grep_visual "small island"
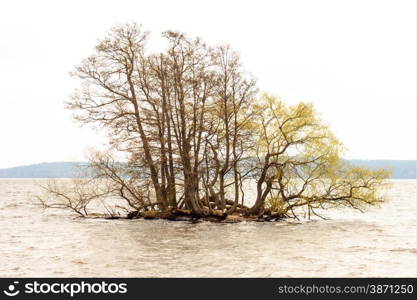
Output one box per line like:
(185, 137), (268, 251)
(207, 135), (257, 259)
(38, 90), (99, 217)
(39, 23), (389, 222)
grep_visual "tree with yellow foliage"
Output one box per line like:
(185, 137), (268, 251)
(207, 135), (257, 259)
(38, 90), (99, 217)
(249, 94), (390, 219)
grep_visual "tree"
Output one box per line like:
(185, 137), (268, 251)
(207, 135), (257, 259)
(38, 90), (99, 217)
(249, 94), (390, 218)
(40, 23), (389, 222)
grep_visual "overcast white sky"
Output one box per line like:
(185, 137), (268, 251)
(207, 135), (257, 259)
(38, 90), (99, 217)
(0, 0), (415, 168)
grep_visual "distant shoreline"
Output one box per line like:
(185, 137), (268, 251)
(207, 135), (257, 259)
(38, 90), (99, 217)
(0, 159), (417, 179)
(0, 160), (415, 179)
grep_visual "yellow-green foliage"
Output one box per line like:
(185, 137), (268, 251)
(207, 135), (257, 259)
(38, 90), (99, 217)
(266, 197), (287, 214)
(255, 93), (390, 215)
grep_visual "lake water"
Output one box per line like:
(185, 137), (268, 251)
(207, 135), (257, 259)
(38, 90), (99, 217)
(0, 179), (415, 277)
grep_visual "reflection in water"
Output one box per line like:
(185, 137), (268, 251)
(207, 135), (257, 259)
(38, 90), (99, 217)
(0, 179), (415, 277)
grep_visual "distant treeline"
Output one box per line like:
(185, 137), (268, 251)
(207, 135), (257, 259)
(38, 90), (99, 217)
(347, 160), (416, 179)
(0, 162), (88, 178)
(0, 160), (415, 179)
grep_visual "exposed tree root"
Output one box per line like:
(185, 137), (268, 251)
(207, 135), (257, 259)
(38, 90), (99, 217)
(123, 208), (284, 223)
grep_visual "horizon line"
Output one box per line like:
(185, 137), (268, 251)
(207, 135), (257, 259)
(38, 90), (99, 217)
(1, 158), (416, 170)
